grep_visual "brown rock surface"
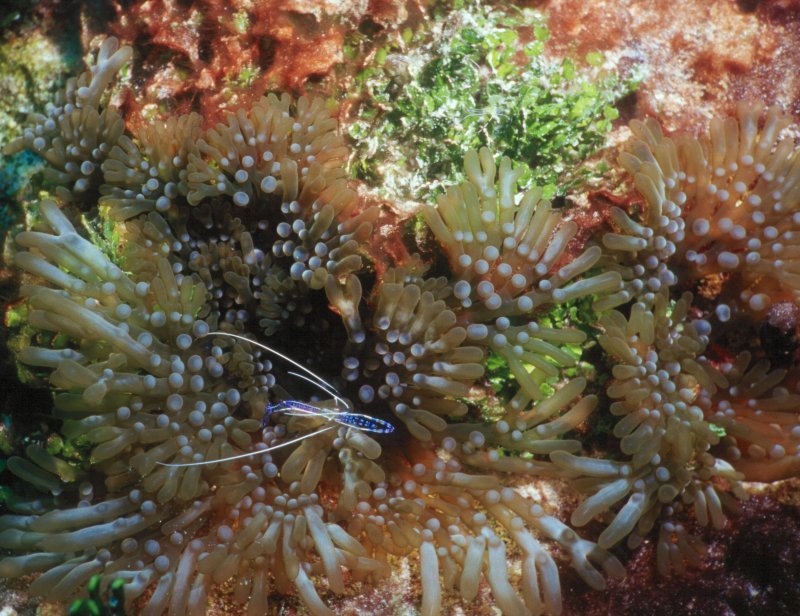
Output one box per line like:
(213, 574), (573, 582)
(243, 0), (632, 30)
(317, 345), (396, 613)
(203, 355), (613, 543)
(542, 0), (800, 131)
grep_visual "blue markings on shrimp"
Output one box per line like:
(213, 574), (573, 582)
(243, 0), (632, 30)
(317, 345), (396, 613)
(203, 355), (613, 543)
(332, 412), (394, 434)
(265, 400), (395, 434)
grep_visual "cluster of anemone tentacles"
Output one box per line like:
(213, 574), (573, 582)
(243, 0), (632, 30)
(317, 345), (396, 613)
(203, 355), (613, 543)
(557, 100), (800, 575)
(1, 37), (800, 616)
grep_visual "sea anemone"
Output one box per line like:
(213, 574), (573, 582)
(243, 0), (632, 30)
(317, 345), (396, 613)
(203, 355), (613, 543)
(551, 289), (800, 575)
(600, 101), (800, 319)
(700, 351), (800, 482)
(0, 37), (628, 615)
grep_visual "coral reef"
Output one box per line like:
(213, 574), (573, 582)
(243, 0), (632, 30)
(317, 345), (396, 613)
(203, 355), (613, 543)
(2, 2), (800, 615)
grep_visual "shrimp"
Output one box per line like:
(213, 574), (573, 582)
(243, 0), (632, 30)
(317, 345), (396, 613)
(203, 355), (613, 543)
(266, 400), (395, 433)
(157, 331), (393, 468)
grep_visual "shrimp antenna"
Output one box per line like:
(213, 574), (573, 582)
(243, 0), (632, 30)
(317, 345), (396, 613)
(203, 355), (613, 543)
(286, 370), (351, 410)
(202, 331), (348, 408)
(157, 426), (336, 468)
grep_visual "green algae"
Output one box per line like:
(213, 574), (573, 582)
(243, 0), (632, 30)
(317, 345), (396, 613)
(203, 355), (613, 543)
(346, 1), (640, 204)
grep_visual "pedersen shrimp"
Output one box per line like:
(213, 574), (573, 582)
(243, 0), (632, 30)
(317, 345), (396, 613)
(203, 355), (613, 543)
(158, 331), (394, 468)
